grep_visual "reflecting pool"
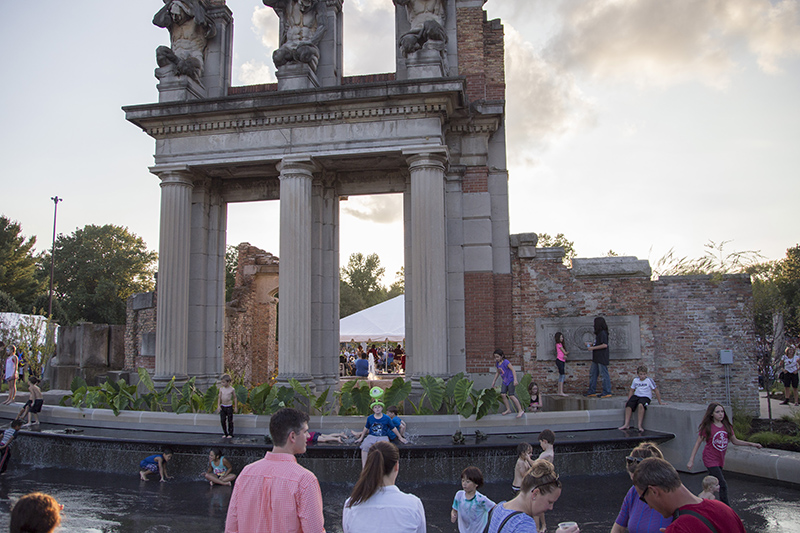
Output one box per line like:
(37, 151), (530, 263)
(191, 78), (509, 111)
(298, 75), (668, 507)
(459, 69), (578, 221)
(0, 466), (798, 532)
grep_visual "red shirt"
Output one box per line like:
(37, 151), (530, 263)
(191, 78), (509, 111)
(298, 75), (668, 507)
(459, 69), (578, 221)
(666, 499), (745, 533)
(701, 424), (729, 468)
(225, 452), (326, 533)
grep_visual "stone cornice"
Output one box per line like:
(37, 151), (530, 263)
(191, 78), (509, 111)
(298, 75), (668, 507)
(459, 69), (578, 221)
(446, 115), (501, 135)
(139, 101), (452, 138)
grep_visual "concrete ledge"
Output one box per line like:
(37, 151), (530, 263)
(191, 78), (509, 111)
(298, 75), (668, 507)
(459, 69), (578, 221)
(726, 445), (800, 485)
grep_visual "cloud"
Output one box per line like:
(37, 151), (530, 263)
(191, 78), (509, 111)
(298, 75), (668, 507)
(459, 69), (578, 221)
(239, 59), (275, 85)
(503, 26), (596, 161)
(543, 0), (800, 87)
(340, 195), (403, 224)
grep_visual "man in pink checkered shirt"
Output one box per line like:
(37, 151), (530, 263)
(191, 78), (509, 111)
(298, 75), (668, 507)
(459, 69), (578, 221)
(225, 408), (326, 533)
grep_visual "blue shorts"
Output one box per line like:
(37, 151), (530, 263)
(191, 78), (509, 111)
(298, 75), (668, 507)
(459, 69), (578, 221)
(501, 382), (516, 396)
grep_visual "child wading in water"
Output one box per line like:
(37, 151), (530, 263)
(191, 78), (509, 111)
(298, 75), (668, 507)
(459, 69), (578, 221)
(534, 429), (556, 532)
(204, 448), (237, 486)
(698, 475), (719, 500)
(687, 402), (761, 505)
(555, 332), (568, 396)
(451, 466), (495, 533)
(512, 442), (534, 493)
(139, 449), (173, 482)
(491, 349), (524, 418)
(217, 374), (237, 439)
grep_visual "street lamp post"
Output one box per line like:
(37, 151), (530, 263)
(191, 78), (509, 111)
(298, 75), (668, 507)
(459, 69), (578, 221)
(48, 196), (62, 318)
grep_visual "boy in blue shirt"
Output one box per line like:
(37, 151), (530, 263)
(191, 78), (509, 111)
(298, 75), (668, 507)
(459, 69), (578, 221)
(386, 405), (406, 441)
(354, 400), (407, 468)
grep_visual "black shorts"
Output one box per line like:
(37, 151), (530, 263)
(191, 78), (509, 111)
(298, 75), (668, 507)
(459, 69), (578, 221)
(783, 372), (799, 389)
(555, 359), (565, 375)
(30, 399), (43, 413)
(625, 395), (651, 411)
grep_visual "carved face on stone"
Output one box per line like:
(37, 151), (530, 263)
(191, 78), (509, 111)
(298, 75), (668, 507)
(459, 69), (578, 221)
(169, 1), (191, 25)
(299, 0), (314, 12)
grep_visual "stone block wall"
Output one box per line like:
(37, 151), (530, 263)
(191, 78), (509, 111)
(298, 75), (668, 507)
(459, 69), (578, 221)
(509, 239), (759, 414)
(223, 243), (279, 386)
(125, 291), (157, 372)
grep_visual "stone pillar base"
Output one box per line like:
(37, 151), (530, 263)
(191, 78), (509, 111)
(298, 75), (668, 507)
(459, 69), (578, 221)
(155, 69), (207, 102)
(276, 63), (320, 91)
(405, 45), (446, 79)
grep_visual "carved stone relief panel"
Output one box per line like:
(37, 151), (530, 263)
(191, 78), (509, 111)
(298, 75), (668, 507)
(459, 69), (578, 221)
(534, 315), (641, 361)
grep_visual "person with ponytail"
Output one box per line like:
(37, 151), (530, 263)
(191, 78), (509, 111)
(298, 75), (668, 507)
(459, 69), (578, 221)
(484, 459), (579, 533)
(342, 441), (425, 533)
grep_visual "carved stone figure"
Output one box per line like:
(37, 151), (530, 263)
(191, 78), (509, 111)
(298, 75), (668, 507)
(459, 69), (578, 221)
(153, 0), (216, 81)
(263, 0), (327, 72)
(393, 0), (447, 56)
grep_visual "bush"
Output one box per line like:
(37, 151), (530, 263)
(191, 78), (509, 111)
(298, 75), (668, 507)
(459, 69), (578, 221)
(0, 291), (21, 313)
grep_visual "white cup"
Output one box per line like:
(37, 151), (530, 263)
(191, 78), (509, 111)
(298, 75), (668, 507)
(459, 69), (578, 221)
(557, 522), (578, 532)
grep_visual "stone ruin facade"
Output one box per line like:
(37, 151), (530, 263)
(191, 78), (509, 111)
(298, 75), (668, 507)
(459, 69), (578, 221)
(121, 1), (760, 413)
(224, 243), (279, 385)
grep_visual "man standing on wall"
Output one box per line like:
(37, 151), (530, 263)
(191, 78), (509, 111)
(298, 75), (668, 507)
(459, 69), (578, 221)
(633, 457), (746, 532)
(225, 407), (326, 533)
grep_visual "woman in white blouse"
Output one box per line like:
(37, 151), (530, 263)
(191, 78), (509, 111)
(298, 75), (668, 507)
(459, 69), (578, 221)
(342, 441), (425, 533)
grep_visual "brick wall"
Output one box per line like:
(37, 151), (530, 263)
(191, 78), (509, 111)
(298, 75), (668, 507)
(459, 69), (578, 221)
(125, 292), (156, 372)
(507, 250), (759, 414)
(456, 6), (505, 104)
(223, 243), (279, 386)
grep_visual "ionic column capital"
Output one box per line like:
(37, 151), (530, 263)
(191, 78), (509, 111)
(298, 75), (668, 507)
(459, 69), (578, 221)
(403, 149), (449, 172)
(277, 158), (318, 179)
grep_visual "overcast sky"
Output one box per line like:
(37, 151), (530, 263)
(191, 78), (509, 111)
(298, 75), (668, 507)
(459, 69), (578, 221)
(2, 0), (798, 287)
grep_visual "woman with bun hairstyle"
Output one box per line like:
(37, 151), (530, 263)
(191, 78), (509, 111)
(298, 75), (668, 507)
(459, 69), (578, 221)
(611, 441), (672, 533)
(484, 459), (579, 533)
(343, 440), (425, 532)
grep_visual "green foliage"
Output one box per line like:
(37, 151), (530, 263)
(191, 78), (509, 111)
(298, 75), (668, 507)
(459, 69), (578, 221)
(537, 233), (576, 266)
(387, 267), (404, 299)
(418, 375), (445, 412)
(731, 401), (753, 439)
(340, 253), (400, 317)
(517, 373), (533, 408)
(40, 224), (157, 325)
(383, 377), (412, 407)
(0, 216), (45, 310)
(0, 291), (21, 313)
(749, 432), (800, 448)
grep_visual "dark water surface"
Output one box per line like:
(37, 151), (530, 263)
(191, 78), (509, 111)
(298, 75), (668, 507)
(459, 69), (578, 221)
(1, 466), (798, 532)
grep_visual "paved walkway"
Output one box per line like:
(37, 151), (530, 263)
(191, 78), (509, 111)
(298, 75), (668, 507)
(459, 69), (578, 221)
(759, 390), (800, 419)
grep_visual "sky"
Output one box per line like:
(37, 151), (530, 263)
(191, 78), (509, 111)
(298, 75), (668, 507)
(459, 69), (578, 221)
(1, 0), (799, 286)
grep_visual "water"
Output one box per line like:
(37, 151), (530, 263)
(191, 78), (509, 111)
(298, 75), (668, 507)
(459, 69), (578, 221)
(1, 466), (798, 532)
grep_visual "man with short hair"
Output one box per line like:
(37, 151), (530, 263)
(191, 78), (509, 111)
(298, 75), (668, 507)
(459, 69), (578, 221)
(633, 457), (745, 533)
(225, 408), (326, 533)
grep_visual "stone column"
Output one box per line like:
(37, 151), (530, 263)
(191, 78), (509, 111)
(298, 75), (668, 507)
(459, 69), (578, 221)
(154, 169), (194, 383)
(406, 151), (449, 378)
(277, 158), (316, 383)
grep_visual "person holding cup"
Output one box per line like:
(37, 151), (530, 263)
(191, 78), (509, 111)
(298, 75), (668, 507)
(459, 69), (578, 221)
(484, 459), (578, 533)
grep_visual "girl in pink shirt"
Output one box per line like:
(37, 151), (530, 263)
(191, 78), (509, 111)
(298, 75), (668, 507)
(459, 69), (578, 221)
(687, 402), (761, 506)
(554, 332), (568, 396)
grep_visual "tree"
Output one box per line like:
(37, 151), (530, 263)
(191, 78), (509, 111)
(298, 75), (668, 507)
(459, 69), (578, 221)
(387, 266), (404, 299)
(537, 233), (576, 266)
(0, 215), (45, 309)
(40, 224), (157, 325)
(340, 253), (389, 317)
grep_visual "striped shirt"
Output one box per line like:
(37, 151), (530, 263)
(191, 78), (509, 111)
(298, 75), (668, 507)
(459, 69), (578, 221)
(225, 452), (325, 533)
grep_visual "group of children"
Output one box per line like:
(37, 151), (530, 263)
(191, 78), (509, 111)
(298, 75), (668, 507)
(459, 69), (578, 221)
(450, 429), (557, 533)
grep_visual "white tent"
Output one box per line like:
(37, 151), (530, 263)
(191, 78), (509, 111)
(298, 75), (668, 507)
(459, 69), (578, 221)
(339, 295), (405, 343)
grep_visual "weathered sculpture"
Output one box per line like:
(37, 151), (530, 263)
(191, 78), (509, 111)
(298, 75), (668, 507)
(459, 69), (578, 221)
(393, 0), (447, 56)
(263, 0), (327, 72)
(153, 0), (216, 81)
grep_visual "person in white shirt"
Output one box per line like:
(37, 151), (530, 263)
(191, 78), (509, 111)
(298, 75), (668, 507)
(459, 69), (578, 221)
(780, 346), (800, 406)
(618, 365), (665, 433)
(342, 441), (425, 533)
